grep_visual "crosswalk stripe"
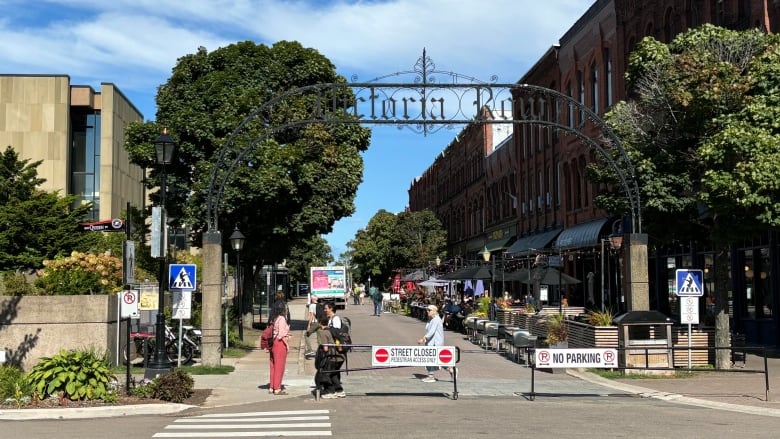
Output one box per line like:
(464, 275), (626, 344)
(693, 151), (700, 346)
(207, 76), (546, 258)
(153, 409), (333, 438)
(175, 416), (329, 423)
(153, 432), (331, 437)
(194, 410), (329, 418)
(164, 423), (332, 429)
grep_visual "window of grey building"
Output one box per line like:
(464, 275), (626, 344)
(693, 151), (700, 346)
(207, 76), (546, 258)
(70, 111), (101, 220)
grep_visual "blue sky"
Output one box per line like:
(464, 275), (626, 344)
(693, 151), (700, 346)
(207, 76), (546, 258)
(0, 0), (592, 257)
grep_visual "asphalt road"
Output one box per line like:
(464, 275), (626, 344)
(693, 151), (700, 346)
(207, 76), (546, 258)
(8, 393), (780, 439)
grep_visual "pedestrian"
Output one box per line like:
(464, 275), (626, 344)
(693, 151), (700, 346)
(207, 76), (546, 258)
(272, 290), (290, 323)
(314, 314), (346, 399)
(359, 288), (365, 305)
(417, 304), (455, 382)
(371, 286), (382, 316)
(324, 301), (342, 329)
(352, 286), (360, 305)
(268, 300), (292, 395)
(304, 296), (320, 358)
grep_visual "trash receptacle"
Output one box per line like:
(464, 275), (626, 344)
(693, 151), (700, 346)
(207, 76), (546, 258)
(614, 311), (673, 375)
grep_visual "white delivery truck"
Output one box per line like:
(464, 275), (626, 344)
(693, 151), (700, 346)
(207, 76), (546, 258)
(309, 266), (347, 309)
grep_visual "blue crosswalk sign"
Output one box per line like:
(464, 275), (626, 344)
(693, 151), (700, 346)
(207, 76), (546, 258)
(675, 269), (703, 297)
(169, 264), (197, 291)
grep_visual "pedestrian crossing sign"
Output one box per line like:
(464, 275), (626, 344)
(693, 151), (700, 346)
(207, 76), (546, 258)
(169, 264), (197, 291)
(675, 269), (704, 297)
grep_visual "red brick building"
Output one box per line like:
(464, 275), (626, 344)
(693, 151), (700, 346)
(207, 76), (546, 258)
(408, 0), (780, 343)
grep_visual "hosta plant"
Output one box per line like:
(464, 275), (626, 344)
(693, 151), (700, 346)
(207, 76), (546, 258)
(26, 348), (116, 401)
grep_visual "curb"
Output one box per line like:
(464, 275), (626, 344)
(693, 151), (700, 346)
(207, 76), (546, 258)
(0, 403), (193, 421)
(568, 368), (780, 418)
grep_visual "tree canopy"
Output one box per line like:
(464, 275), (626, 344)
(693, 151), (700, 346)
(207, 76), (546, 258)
(124, 40), (371, 267)
(602, 25), (780, 244)
(0, 147), (94, 271)
(602, 24), (780, 367)
(349, 209), (446, 287)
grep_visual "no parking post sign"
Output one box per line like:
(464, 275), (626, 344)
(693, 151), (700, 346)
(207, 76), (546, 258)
(119, 289), (140, 319)
(372, 345), (459, 367)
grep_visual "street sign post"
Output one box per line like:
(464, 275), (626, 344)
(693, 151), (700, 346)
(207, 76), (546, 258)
(119, 289), (140, 319)
(675, 268), (704, 368)
(169, 264), (197, 291)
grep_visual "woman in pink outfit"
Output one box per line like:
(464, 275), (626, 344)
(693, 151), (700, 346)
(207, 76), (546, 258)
(269, 300), (291, 395)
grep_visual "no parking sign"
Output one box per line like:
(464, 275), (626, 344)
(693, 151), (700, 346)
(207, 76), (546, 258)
(119, 289), (140, 319)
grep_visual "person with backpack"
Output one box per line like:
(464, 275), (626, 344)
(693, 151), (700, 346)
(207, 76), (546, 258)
(314, 314), (346, 399)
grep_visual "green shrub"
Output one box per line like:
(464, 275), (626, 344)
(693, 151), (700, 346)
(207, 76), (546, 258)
(0, 364), (31, 399)
(587, 309), (615, 326)
(1, 271), (40, 296)
(152, 369), (193, 403)
(130, 379), (156, 398)
(25, 348), (116, 401)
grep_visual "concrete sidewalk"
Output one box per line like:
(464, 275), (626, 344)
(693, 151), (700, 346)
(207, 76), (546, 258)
(3, 297), (780, 420)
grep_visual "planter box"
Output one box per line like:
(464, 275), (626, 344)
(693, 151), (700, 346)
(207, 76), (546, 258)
(567, 320), (618, 348)
(672, 326), (714, 367)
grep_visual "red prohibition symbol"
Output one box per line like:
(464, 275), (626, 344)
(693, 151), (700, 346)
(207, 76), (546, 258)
(438, 348), (453, 364)
(123, 291), (136, 305)
(374, 348), (389, 363)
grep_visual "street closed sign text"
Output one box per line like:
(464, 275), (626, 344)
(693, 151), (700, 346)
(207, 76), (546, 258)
(371, 345), (458, 367)
(535, 348), (618, 368)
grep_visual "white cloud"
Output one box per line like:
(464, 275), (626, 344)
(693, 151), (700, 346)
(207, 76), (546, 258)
(0, 0), (591, 94)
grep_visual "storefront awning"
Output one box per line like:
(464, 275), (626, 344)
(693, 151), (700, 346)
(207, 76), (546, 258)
(555, 217), (610, 249)
(505, 229), (562, 255)
(484, 236), (514, 253)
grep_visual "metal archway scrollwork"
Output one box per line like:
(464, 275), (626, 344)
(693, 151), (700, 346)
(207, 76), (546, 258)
(206, 53), (641, 235)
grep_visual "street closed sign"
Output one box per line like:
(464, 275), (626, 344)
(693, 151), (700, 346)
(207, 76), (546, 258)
(371, 345), (459, 367)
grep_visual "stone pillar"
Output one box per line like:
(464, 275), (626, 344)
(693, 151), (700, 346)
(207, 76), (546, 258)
(623, 233), (649, 311)
(201, 230), (223, 367)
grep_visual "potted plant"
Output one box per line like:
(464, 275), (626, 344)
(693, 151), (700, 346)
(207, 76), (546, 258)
(544, 313), (568, 348)
(587, 309), (614, 327)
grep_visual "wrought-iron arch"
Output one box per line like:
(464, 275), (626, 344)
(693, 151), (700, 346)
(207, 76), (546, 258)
(205, 52), (642, 235)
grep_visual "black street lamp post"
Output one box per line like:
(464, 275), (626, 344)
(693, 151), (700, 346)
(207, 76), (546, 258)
(146, 127), (175, 379)
(229, 226), (246, 341)
(480, 245), (494, 296)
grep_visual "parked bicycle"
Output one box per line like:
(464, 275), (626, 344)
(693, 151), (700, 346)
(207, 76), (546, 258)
(123, 325), (201, 365)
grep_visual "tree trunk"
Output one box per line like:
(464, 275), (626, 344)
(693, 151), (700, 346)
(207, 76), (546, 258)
(713, 247), (732, 369)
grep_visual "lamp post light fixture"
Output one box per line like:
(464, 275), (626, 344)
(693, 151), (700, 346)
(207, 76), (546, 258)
(229, 226), (246, 341)
(608, 222), (624, 313)
(480, 245), (495, 298)
(146, 127), (176, 379)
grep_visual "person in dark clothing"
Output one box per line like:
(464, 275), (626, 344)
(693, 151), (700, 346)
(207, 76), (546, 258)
(314, 314), (346, 399)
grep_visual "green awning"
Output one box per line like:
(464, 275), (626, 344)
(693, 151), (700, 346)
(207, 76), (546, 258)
(505, 229), (562, 255)
(484, 236), (514, 253)
(555, 218), (610, 249)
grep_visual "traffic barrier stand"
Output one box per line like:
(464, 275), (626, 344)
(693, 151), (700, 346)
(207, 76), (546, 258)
(313, 344), (461, 400)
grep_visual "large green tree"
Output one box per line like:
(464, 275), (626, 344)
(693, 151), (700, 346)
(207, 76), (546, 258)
(602, 25), (780, 367)
(0, 147), (94, 271)
(390, 210), (447, 270)
(349, 210), (397, 287)
(285, 235), (333, 287)
(349, 209), (447, 288)
(124, 41), (371, 273)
